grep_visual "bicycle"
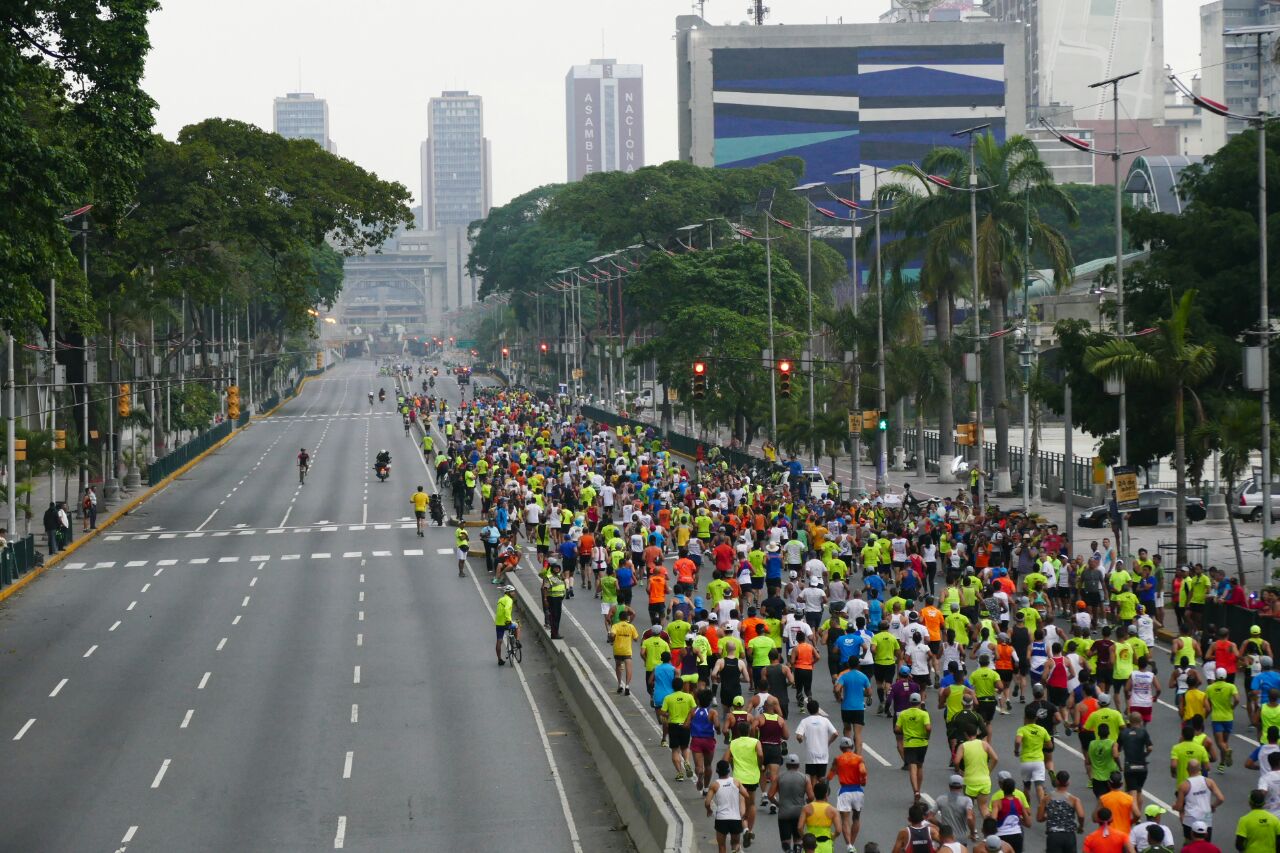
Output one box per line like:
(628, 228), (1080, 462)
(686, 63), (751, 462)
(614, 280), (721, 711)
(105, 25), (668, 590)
(504, 622), (522, 664)
(299, 464), (308, 485)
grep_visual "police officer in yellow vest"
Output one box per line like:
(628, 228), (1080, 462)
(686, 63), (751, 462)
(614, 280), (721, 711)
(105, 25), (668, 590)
(543, 560), (567, 640)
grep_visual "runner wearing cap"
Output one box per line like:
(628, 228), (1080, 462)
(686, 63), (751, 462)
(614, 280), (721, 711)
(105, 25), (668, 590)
(895, 692), (932, 801)
(770, 753), (812, 853)
(1205, 666), (1240, 773)
(932, 774), (977, 844)
(1129, 803), (1175, 851)
(1014, 704), (1052, 808)
(827, 737), (866, 853)
(1181, 819), (1216, 853)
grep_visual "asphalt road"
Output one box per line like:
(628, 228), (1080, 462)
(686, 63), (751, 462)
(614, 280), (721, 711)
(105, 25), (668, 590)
(0, 360), (631, 853)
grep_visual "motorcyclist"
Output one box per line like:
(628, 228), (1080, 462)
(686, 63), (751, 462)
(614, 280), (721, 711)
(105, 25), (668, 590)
(374, 449), (391, 480)
(367, 391), (374, 406)
(378, 388), (386, 402)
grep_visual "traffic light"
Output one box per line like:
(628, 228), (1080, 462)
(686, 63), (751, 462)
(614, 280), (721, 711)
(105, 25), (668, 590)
(692, 361), (707, 399)
(877, 411), (889, 432)
(14, 438), (26, 461)
(501, 347), (509, 358)
(955, 423), (977, 446)
(117, 383), (130, 418)
(315, 352), (323, 369)
(227, 385), (240, 420)
(778, 360), (792, 398)
(539, 342), (549, 354)
(54, 429), (66, 450)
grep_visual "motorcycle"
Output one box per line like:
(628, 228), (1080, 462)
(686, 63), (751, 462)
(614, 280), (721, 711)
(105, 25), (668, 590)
(378, 390), (386, 403)
(374, 462), (391, 482)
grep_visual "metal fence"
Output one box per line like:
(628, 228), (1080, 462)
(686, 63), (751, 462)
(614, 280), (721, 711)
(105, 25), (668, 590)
(0, 535), (39, 588)
(578, 406), (769, 473)
(146, 420), (233, 485)
(1202, 601), (1280, 649)
(901, 428), (1092, 495)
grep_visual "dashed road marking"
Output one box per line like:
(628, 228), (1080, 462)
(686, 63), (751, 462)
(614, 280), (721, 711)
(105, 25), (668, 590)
(13, 718), (35, 740)
(49, 678), (67, 698)
(197, 672), (211, 689)
(150, 759), (171, 789)
(180, 710), (193, 729)
(84, 645), (98, 658)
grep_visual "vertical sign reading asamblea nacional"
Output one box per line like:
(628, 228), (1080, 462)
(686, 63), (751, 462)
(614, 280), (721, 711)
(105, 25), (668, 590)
(573, 77), (601, 178)
(616, 75), (644, 173)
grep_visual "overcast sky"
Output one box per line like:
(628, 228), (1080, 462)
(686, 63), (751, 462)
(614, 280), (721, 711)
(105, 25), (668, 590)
(143, 0), (1206, 211)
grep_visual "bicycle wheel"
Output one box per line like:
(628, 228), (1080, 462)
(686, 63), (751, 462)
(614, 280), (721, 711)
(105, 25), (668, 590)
(510, 633), (522, 664)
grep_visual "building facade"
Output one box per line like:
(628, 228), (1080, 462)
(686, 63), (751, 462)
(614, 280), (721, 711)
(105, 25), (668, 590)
(984, 0), (1164, 124)
(272, 92), (335, 153)
(676, 15), (1026, 195)
(1199, 0), (1277, 154)
(565, 59), (645, 181)
(420, 91), (492, 230)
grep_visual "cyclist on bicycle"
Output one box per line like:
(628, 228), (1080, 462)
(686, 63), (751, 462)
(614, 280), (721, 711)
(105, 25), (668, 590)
(297, 448), (310, 482)
(411, 486), (429, 537)
(495, 585), (519, 665)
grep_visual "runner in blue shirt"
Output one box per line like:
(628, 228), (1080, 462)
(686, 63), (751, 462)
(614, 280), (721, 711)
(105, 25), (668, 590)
(834, 665), (872, 752)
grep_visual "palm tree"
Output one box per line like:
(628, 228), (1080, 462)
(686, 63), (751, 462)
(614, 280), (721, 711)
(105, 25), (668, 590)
(884, 134), (1076, 493)
(1193, 398), (1278, 582)
(889, 343), (945, 478)
(1087, 290), (1216, 565)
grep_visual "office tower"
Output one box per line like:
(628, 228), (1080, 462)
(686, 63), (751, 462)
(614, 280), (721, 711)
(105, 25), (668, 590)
(565, 59), (646, 181)
(272, 92), (335, 153)
(420, 91), (492, 230)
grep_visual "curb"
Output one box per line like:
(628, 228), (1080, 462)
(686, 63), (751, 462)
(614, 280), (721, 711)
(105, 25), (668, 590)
(0, 371), (331, 605)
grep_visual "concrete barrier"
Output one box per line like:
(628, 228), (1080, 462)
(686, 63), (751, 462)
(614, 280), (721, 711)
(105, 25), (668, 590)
(509, 576), (696, 853)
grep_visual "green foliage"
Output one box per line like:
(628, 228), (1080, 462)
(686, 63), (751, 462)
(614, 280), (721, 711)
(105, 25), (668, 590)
(0, 0), (159, 334)
(1038, 183), (1130, 266)
(170, 383), (218, 434)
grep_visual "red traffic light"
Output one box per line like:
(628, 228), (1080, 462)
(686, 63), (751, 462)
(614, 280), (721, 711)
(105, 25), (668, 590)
(539, 342), (549, 353)
(501, 347), (509, 357)
(693, 361), (706, 375)
(778, 360), (792, 374)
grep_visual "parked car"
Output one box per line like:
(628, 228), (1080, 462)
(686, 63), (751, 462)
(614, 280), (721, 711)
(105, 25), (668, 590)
(783, 468), (830, 501)
(1230, 477), (1280, 522)
(1077, 489), (1206, 528)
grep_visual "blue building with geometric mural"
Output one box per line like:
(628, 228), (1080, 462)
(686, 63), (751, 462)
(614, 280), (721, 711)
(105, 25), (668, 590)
(677, 14), (1026, 210)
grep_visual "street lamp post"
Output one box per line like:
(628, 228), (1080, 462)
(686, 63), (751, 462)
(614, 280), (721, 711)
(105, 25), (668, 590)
(833, 167), (864, 491)
(792, 182), (825, 466)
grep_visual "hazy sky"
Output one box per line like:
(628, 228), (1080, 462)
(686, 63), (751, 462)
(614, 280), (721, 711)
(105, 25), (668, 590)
(143, 0), (1207, 211)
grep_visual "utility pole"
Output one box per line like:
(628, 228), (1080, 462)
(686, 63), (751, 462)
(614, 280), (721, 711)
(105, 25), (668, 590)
(6, 329), (16, 537)
(874, 169), (889, 494)
(749, 0), (769, 25)
(48, 278), (57, 507)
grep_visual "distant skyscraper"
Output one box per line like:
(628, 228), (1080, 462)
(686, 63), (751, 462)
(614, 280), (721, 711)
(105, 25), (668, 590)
(565, 59), (645, 181)
(420, 91), (492, 230)
(273, 92), (335, 153)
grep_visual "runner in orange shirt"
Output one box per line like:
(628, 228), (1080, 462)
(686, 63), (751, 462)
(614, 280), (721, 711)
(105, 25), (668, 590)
(826, 737), (868, 852)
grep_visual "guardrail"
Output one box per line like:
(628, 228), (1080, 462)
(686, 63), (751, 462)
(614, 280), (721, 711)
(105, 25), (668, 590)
(579, 405), (767, 473)
(1198, 601), (1280, 648)
(900, 428), (1094, 495)
(146, 420), (233, 485)
(0, 536), (40, 589)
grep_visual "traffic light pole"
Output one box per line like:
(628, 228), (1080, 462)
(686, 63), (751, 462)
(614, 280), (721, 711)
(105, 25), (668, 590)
(874, 172), (888, 494)
(765, 215), (777, 440)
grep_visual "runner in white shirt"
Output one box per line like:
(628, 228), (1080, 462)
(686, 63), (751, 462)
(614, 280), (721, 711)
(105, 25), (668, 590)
(804, 556), (826, 585)
(845, 596), (869, 627)
(1134, 608), (1156, 647)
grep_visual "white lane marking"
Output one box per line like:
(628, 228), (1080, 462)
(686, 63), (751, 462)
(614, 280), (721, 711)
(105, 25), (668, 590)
(241, 596), (250, 607)
(371, 550), (390, 557)
(104, 535), (122, 542)
(321, 526), (338, 532)
(159, 533), (176, 539)
(13, 718), (35, 740)
(49, 678), (67, 698)
(190, 558), (209, 565)
(862, 744), (892, 767)
(250, 555), (269, 562)
(197, 672), (211, 689)
(158, 559), (177, 566)
(180, 710), (194, 729)
(343, 751), (354, 779)
(358, 611), (364, 622)
(218, 556), (238, 563)
(333, 816), (347, 849)
(461, 567), (584, 852)
(127, 601), (137, 611)
(84, 645), (98, 658)
(232, 615), (242, 625)
(359, 574), (365, 583)
(153, 568), (164, 577)
(109, 621), (121, 632)
(140, 583), (150, 593)
(278, 507), (293, 527)
(121, 826), (138, 844)
(312, 553), (331, 559)
(374, 524), (390, 530)
(356, 633), (363, 647)
(267, 529), (284, 535)
(150, 759), (171, 789)
(184, 532), (204, 538)
(126, 560), (147, 568)
(403, 549), (423, 556)
(195, 509), (218, 531)
(281, 554), (299, 561)
(249, 576), (258, 587)
(350, 525), (366, 532)
(351, 704), (359, 723)
(435, 548), (452, 555)
(358, 591), (365, 602)
(343, 551), (362, 559)
(216, 638), (227, 651)
(63, 562), (85, 570)
(353, 665), (361, 684)
(94, 561), (116, 569)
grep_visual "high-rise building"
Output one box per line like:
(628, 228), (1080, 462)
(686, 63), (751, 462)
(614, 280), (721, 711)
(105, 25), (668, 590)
(273, 92), (336, 153)
(984, 0), (1164, 124)
(420, 91), (492, 230)
(1199, 0), (1277, 154)
(676, 15), (1025, 190)
(565, 58), (646, 181)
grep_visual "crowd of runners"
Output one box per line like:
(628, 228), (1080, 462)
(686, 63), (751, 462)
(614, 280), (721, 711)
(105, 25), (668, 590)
(395, 371), (1280, 853)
